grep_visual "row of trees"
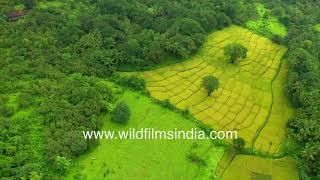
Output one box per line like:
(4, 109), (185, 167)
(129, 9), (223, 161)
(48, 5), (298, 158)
(263, 0), (320, 178)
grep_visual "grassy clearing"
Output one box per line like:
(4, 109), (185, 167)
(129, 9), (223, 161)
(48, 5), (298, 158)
(246, 3), (287, 38)
(134, 26), (288, 149)
(67, 90), (224, 180)
(221, 155), (299, 180)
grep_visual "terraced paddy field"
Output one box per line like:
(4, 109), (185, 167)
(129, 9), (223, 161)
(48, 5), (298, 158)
(253, 62), (294, 153)
(134, 26), (289, 151)
(221, 155), (299, 180)
(67, 90), (224, 179)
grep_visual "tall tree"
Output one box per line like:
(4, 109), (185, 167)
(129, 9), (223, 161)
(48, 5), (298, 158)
(224, 43), (248, 63)
(202, 75), (219, 96)
(112, 101), (131, 124)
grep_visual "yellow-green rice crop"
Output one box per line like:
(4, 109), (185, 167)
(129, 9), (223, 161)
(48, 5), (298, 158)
(133, 26), (289, 151)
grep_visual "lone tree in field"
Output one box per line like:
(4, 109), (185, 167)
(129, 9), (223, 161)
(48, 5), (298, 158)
(112, 101), (131, 124)
(202, 75), (219, 96)
(224, 43), (248, 63)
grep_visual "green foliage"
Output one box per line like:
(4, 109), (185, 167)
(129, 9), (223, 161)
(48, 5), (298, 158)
(55, 156), (71, 175)
(0, 116), (45, 178)
(187, 152), (207, 166)
(275, 0), (320, 178)
(313, 24), (320, 33)
(202, 75), (219, 96)
(24, 0), (36, 9)
(17, 93), (33, 109)
(1, 0), (319, 178)
(37, 74), (112, 161)
(181, 108), (190, 117)
(0, 105), (15, 117)
(224, 43), (248, 63)
(29, 171), (43, 180)
(0, 0), (267, 177)
(246, 3), (287, 39)
(158, 99), (176, 110)
(118, 76), (146, 91)
(112, 101), (131, 124)
(233, 138), (246, 152)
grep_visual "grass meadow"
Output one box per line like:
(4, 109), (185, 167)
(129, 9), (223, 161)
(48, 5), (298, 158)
(67, 90), (224, 179)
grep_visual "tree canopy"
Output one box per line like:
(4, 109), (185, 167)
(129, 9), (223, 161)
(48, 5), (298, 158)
(224, 43), (248, 63)
(112, 101), (131, 124)
(202, 76), (219, 96)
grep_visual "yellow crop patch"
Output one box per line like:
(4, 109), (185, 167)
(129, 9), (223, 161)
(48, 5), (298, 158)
(221, 155), (299, 180)
(130, 25), (290, 152)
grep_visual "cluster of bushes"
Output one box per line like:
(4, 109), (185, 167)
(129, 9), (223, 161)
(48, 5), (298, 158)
(0, 93), (45, 178)
(0, 116), (45, 178)
(117, 75), (146, 91)
(36, 74), (113, 166)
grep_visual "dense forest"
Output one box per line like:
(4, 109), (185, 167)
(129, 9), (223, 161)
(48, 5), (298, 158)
(0, 0), (319, 179)
(277, 1), (320, 178)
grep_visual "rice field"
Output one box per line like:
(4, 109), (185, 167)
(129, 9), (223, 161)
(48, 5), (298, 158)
(134, 26), (288, 149)
(253, 62), (294, 153)
(221, 155), (299, 180)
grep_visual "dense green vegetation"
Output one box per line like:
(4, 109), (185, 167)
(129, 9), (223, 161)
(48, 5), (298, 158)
(0, 0), (320, 179)
(264, 1), (320, 178)
(0, 0), (248, 178)
(246, 3), (287, 39)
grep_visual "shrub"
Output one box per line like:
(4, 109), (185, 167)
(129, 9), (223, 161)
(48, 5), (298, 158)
(17, 93), (33, 109)
(233, 138), (246, 152)
(187, 152), (207, 166)
(0, 95), (8, 104)
(112, 101), (131, 124)
(182, 108), (190, 117)
(119, 76), (146, 91)
(160, 99), (176, 110)
(55, 156), (71, 175)
(0, 106), (15, 117)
